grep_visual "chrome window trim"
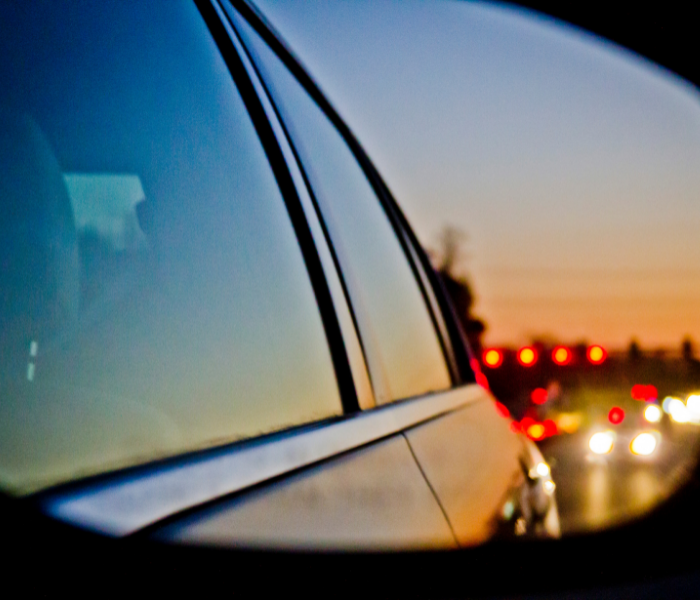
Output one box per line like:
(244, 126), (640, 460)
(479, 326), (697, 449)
(229, 0), (464, 389)
(402, 233), (460, 380)
(223, 0), (375, 410)
(42, 384), (486, 536)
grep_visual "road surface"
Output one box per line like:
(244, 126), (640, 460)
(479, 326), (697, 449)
(538, 422), (700, 535)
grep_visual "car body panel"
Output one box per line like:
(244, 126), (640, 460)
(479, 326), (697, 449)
(155, 435), (457, 549)
(42, 384), (483, 536)
(405, 394), (526, 545)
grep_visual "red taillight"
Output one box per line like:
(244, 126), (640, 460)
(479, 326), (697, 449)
(482, 348), (504, 368)
(470, 358), (490, 390)
(531, 388), (548, 405)
(517, 346), (538, 367)
(608, 406), (625, 424)
(543, 419), (558, 437)
(631, 384), (658, 401)
(587, 345), (607, 364)
(494, 401), (510, 418)
(526, 422), (546, 441)
(552, 345), (572, 365)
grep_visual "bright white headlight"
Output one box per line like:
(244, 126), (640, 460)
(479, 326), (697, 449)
(644, 404), (662, 423)
(687, 395), (700, 420)
(662, 396), (678, 414)
(669, 398), (690, 423)
(589, 431), (614, 454)
(630, 432), (658, 456)
(529, 462), (551, 479)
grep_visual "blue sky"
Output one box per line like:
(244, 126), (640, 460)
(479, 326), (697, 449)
(254, 0), (700, 350)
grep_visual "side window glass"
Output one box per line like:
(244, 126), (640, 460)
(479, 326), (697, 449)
(231, 10), (452, 404)
(0, 0), (342, 494)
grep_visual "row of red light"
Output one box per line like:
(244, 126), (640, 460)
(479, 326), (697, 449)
(492, 400), (557, 441)
(482, 344), (607, 368)
(511, 416), (558, 441)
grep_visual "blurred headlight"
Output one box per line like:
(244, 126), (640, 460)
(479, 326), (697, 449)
(644, 404), (662, 423)
(668, 398), (690, 423)
(555, 412), (581, 434)
(529, 462), (550, 479)
(687, 394), (700, 420)
(589, 431), (614, 454)
(662, 396), (680, 414)
(630, 432), (658, 455)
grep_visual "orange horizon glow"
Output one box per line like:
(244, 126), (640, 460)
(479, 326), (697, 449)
(255, 0), (700, 357)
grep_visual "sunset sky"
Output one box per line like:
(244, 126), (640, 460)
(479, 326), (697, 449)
(255, 0), (700, 351)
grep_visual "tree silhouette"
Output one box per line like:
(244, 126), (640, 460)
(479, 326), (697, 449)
(431, 226), (485, 358)
(628, 338), (642, 362)
(682, 336), (695, 362)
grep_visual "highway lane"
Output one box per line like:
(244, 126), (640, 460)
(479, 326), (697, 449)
(538, 422), (700, 535)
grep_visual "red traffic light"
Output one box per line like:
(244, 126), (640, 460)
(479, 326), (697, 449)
(517, 346), (538, 367)
(608, 406), (625, 424)
(482, 348), (504, 368)
(552, 346), (572, 365)
(587, 345), (607, 365)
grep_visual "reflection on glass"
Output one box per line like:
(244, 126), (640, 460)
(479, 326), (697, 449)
(0, 1), (342, 493)
(231, 10), (451, 403)
(253, 0), (700, 540)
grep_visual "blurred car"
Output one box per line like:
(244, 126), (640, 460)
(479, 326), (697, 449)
(0, 0), (558, 558)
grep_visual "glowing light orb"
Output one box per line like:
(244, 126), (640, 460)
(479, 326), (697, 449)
(644, 405), (662, 423)
(483, 349), (504, 368)
(630, 432), (657, 455)
(531, 388), (548, 405)
(527, 423), (546, 440)
(662, 396), (679, 414)
(529, 462), (550, 479)
(518, 347), (538, 367)
(589, 431), (614, 454)
(686, 394), (700, 419)
(587, 345), (607, 365)
(552, 346), (572, 365)
(632, 384), (658, 401)
(608, 406), (625, 425)
(669, 398), (690, 423)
